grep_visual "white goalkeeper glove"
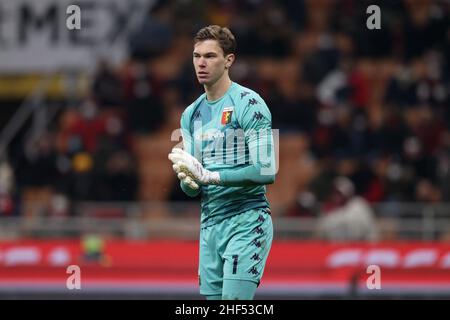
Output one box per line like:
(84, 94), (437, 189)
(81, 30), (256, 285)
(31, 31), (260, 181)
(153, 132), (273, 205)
(168, 148), (221, 187)
(167, 148), (199, 190)
(176, 171), (199, 190)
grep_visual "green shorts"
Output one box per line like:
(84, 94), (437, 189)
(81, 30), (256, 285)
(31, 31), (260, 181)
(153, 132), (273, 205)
(198, 208), (273, 296)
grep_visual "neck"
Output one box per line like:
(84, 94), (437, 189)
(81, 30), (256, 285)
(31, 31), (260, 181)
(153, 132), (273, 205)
(204, 74), (232, 101)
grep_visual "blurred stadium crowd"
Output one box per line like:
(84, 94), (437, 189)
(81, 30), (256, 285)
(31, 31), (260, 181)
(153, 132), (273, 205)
(0, 0), (449, 239)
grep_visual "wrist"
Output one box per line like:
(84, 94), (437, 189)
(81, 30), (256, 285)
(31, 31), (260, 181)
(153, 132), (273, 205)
(203, 170), (221, 185)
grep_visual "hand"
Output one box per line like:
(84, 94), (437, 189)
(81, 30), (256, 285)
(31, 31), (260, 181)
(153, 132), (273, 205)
(168, 148), (199, 190)
(168, 148), (220, 186)
(176, 170), (199, 190)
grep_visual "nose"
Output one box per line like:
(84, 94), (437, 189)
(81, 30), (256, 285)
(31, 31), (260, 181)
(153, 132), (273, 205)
(197, 57), (206, 68)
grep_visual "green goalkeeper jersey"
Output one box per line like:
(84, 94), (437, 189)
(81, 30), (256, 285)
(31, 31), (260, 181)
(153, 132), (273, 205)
(179, 82), (276, 227)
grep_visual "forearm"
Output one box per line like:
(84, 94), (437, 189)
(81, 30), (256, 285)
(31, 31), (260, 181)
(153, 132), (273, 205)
(180, 180), (201, 197)
(219, 164), (275, 187)
(217, 127), (276, 187)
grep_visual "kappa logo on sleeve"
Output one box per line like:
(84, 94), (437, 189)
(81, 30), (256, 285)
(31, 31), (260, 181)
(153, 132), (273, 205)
(221, 106), (234, 125)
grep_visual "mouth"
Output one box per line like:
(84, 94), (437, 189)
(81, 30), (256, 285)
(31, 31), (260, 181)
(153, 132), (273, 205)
(197, 72), (208, 79)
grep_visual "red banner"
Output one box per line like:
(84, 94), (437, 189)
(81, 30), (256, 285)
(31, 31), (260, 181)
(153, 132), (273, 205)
(0, 240), (449, 295)
(1, 240), (450, 269)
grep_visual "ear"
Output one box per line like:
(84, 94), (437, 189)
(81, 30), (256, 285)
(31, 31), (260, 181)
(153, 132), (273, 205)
(225, 54), (235, 69)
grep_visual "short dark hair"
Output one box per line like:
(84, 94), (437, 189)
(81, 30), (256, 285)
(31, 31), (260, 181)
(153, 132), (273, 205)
(194, 25), (236, 56)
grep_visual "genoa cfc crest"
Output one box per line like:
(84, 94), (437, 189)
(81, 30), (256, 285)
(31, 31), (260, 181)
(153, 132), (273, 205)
(221, 106), (234, 125)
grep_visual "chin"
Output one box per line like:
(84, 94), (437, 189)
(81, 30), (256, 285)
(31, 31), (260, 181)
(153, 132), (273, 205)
(198, 78), (211, 85)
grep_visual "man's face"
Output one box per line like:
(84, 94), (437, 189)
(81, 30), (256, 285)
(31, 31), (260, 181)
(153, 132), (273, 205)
(193, 40), (232, 86)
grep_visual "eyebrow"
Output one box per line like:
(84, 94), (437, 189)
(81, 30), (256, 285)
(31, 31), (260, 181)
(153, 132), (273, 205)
(193, 51), (218, 56)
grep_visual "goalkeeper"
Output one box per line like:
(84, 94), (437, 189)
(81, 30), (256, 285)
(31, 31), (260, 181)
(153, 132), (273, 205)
(168, 25), (276, 300)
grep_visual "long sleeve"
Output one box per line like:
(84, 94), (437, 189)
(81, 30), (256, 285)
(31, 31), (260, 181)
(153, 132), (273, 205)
(218, 93), (276, 187)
